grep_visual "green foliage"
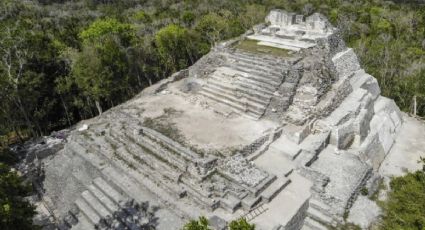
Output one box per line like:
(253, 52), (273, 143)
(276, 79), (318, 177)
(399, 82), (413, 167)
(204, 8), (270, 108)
(133, 11), (152, 23)
(379, 170), (425, 230)
(0, 163), (37, 229)
(72, 45), (112, 104)
(79, 18), (135, 46)
(183, 216), (211, 230)
(195, 12), (228, 46)
(229, 218), (255, 230)
(182, 11), (196, 26)
(183, 217), (256, 230)
(155, 25), (191, 71)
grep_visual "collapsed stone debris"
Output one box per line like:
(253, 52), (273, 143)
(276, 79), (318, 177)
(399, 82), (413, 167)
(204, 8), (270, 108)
(29, 10), (404, 230)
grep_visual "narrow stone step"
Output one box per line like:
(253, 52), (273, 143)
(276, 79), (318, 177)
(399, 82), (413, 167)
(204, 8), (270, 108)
(261, 177), (291, 202)
(87, 184), (119, 213)
(81, 190), (112, 218)
(93, 177), (126, 205)
(303, 217), (328, 230)
(307, 207), (333, 224)
(75, 198), (101, 225)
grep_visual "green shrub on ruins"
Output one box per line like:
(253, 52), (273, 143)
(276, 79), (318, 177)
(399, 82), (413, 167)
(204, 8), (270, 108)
(0, 163), (37, 229)
(379, 163), (425, 230)
(183, 217), (255, 230)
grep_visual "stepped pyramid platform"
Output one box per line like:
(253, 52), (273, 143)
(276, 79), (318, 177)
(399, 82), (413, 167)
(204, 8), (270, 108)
(34, 10), (408, 230)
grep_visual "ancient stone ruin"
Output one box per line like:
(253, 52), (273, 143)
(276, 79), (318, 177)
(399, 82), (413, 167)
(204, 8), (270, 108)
(31, 10), (404, 230)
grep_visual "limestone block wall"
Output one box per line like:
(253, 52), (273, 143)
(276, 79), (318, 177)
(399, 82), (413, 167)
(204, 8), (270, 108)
(332, 48), (361, 79)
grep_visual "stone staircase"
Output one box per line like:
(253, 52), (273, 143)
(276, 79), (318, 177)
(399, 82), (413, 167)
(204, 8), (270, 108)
(301, 198), (336, 230)
(72, 177), (129, 229)
(57, 120), (300, 225)
(199, 51), (288, 119)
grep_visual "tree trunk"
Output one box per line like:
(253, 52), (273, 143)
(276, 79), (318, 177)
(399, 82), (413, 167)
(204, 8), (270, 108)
(60, 94), (72, 126)
(413, 95), (417, 116)
(95, 100), (103, 116)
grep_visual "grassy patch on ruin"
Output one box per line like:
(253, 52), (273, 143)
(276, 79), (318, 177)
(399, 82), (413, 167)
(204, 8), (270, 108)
(234, 39), (291, 57)
(378, 170), (425, 230)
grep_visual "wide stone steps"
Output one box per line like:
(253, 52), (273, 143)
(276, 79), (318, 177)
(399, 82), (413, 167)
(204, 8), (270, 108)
(81, 190), (112, 218)
(233, 75), (279, 94)
(106, 131), (219, 210)
(207, 77), (272, 102)
(71, 214), (92, 230)
(227, 52), (284, 70)
(202, 84), (268, 111)
(260, 177), (291, 202)
(309, 198), (332, 216)
(74, 136), (184, 204)
(105, 134), (183, 182)
(66, 140), (190, 228)
(75, 198), (101, 225)
(93, 177), (127, 205)
(215, 67), (281, 91)
(199, 89), (264, 119)
(307, 207), (334, 225)
(302, 217), (328, 230)
(141, 126), (200, 162)
(228, 61), (283, 80)
(235, 79), (276, 98)
(228, 65), (283, 87)
(227, 51), (287, 66)
(87, 184), (119, 213)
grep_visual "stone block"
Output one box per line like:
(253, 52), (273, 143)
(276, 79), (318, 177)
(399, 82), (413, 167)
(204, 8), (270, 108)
(261, 177), (291, 202)
(332, 48), (361, 79)
(241, 195), (261, 210)
(220, 194), (241, 213)
(330, 119), (355, 149)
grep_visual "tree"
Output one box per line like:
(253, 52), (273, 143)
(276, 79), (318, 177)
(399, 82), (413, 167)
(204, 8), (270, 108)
(229, 218), (255, 230)
(183, 216), (211, 230)
(0, 163), (37, 229)
(155, 24), (206, 72)
(0, 23), (35, 136)
(240, 4), (267, 30)
(79, 18), (135, 47)
(195, 13), (228, 47)
(71, 45), (112, 115)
